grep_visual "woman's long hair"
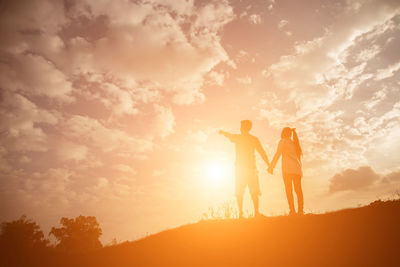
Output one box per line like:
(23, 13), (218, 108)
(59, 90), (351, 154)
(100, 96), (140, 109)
(292, 129), (302, 160)
(281, 127), (303, 160)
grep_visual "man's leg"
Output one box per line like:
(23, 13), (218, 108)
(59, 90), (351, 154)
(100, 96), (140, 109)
(293, 175), (304, 214)
(249, 171), (261, 217)
(236, 193), (244, 218)
(283, 173), (295, 214)
(251, 193), (259, 216)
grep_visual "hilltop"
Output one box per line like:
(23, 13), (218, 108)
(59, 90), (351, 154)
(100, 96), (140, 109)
(5, 199), (400, 267)
(57, 199), (400, 267)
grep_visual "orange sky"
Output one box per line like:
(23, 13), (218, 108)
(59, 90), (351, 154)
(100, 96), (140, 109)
(1, 0), (400, 243)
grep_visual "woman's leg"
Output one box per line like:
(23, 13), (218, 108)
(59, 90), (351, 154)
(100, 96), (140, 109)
(283, 173), (295, 214)
(250, 193), (259, 216)
(293, 175), (304, 214)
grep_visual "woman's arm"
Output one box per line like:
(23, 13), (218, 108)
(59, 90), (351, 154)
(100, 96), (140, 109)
(269, 140), (282, 173)
(255, 139), (270, 167)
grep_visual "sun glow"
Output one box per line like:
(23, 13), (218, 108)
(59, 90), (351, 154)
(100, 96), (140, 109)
(204, 160), (230, 187)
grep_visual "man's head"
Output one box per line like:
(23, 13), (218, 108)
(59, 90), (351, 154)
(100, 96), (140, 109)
(240, 120), (252, 134)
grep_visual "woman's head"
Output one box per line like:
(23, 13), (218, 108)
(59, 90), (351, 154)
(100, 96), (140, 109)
(281, 127), (303, 160)
(281, 127), (292, 139)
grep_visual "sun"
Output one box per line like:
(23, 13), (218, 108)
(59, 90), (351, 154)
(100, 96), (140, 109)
(204, 160), (230, 187)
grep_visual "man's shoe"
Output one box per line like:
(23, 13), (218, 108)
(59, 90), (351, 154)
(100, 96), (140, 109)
(289, 210), (296, 216)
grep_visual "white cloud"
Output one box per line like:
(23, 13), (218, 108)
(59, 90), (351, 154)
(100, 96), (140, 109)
(363, 88), (387, 110)
(151, 105), (175, 139)
(0, 0), (67, 52)
(249, 14), (261, 24)
(0, 146), (12, 172)
(55, 140), (89, 162)
(278, 20), (288, 29)
(0, 92), (58, 152)
(100, 83), (139, 116)
(355, 44), (381, 62)
(268, 1), (400, 120)
(207, 71), (225, 86)
(186, 130), (208, 143)
(113, 164), (136, 174)
(0, 54), (74, 102)
(63, 115), (153, 154)
(66, 0), (234, 105)
(236, 76), (252, 85)
(375, 61), (400, 80)
(19, 156), (32, 164)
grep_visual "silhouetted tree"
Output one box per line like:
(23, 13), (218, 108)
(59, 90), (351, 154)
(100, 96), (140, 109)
(0, 215), (49, 266)
(50, 215), (102, 252)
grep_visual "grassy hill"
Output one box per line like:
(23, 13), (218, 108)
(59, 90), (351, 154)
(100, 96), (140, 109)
(7, 199), (400, 267)
(54, 199), (400, 267)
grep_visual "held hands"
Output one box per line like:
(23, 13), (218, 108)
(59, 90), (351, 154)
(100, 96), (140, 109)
(266, 162), (274, 174)
(267, 165), (274, 175)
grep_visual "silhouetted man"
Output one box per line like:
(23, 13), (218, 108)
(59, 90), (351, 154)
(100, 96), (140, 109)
(219, 120), (270, 218)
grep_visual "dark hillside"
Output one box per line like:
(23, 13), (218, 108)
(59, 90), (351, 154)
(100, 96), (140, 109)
(74, 199), (400, 266)
(4, 199), (400, 267)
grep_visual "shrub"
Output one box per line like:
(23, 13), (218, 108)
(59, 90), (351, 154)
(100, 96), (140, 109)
(50, 215), (102, 253)
(0, 215), (49, 266)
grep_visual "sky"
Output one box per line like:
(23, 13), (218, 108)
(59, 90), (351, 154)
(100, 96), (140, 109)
(1, 0), (400, 243)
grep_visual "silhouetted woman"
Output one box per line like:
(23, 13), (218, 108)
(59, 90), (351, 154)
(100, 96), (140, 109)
(268, 128), (303, 215)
